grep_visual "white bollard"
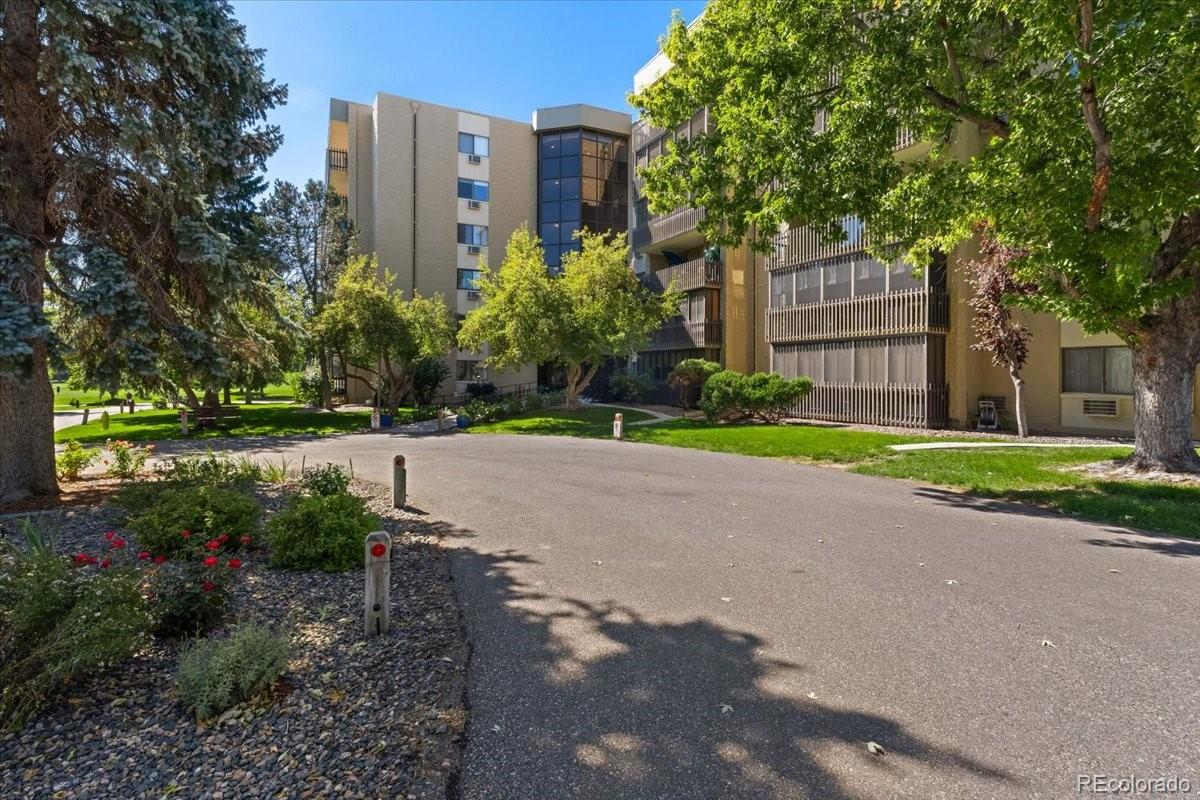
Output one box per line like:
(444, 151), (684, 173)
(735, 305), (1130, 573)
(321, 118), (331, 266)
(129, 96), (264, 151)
(613, 412), (624, 440)
(370, 408), (380, 430)
(364, 531), (391, 637)
(179, 409), (189, 435)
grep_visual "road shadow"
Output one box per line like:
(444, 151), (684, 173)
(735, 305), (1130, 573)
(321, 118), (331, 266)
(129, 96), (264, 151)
(1082, 536), (1200, 559)
(449, 545), (1018, 799)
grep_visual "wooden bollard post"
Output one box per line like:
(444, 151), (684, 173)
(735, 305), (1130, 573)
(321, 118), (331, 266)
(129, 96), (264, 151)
(392, 454), (406, 509)
(612, 412), (624, 440)
(436, 406), (444, 432)
(179, 409), (189, 435)
(82, 408), (90, 425)
(364, 531), (391, 637)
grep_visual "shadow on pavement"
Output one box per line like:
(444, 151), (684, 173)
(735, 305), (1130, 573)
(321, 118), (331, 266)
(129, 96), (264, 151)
(1082, 536), (1200, 559)
(447, 540), (1018, 799)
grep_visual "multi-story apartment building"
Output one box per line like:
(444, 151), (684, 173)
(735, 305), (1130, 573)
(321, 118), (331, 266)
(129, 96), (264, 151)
(325, 94), (630, 402)
(626, 39), (1200, 437)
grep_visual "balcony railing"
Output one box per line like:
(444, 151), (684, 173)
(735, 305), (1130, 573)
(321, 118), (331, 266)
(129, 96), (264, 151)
(632, 206), (707, 251)
(766, 287), (949, 344)
(642, 320), (722, 351)
(766, 220), (878, 271)
(641, 256), (722, 293)
(327, 148), (349, 171)
(791, 381), (949, 428)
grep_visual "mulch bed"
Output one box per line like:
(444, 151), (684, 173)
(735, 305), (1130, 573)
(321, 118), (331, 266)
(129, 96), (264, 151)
(0, 480), (468, 800)
(0, 475), (129, 515)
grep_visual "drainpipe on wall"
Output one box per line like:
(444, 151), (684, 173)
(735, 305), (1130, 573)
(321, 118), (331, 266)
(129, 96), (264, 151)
(410, 99), (420, 295)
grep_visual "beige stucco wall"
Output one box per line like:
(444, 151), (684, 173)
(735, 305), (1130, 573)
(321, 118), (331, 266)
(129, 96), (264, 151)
(721, 243), (755, 372)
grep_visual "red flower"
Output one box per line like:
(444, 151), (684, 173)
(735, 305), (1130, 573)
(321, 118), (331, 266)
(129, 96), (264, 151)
(180, 530), (192, 539)
(72, 553), (92, 565)
(227, 558), (242, 569)
(110, 537), (125, 549)
(138, 551), (151, 560)
(217, 533), (229, 545)
(153, 555), (167, 564)
(205, 540), (220, 551)
(201, 580), (216, 593)
(99, 558), (111, 569)
(203, 556), (219, 567)
(239, 535), (252, 546)
(104, 531), (115, 541)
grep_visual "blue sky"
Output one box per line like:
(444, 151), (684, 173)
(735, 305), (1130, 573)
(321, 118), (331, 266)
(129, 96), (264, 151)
(232, 0), (705, 189)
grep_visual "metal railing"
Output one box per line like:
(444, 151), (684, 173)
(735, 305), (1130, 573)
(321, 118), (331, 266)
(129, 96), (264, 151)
(632, 206), (707, 250)
(766, 220), (879, 271)
(642, 320), (722, 351)
(430, 381), (552, 409)
(641, 256), (722, 293)
(790, 382), (949, 428)
(766, 287), (949, 343)
(327, 148), (349, 171)
(330, 376), (347, 397)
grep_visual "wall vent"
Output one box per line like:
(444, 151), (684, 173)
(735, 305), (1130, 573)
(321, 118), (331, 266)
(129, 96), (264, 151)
(467, 245), (481, 255)
(467, 199), (481, 210)
(467, 154), (482, 165)
(1082, 398), (1119, 417)
(979, 395), (1007, 412)
(466, 290), (481, 301)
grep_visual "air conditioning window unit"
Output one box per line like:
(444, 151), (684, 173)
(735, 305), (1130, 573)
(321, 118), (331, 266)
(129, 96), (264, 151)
(467, 245), (481, 255)
(466, 290), (481, 301)
(1082, 398), (1119, 417)
(467, 154), (482, 165)
(467, 200), (481, 209)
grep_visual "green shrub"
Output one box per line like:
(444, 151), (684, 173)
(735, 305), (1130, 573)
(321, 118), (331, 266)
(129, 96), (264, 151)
(299, 463), (350, 496)
(409, 355), (451, 405)
(103, 439), (153, 480)
(176, 621), (291, 721)
(129, 486), (261, 559)
(55, 441), (100, 481)
(155, 451), (261, 488)
(698, 370), (813, 423)
(267, 492), (379, 572)
(148, 558), (240, 638)
(608, 372), (652, 403)
(0, 551), (150, 730)
(667, 358), (723, 409)
(293, 364), (325, 407)
(262, 458), (291, 484)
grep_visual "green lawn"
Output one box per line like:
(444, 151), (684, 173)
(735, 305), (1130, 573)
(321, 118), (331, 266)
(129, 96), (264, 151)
(625, 418), (938, 463)
(235, 381), (295, 403)
(56, 403), (375, 444)
(469, 406), (655, 437)
(51, 383), (151, 411)
(472, 413), (1200, 538)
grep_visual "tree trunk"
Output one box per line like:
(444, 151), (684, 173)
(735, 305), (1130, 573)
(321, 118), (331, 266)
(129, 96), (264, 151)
(0, 341), (58, 503)
(1009, 366), (1028, 438)
(243, 385), (252, 404)
(222, 384), (232, 405)
(563, 363), (599, 411)
(1126, 337), (1200, 472)
(318, 348), (333, 410)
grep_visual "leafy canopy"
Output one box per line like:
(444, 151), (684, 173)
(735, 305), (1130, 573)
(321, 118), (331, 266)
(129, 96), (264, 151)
(458, 225), (678, 371)
(632, 0), (1200, 337)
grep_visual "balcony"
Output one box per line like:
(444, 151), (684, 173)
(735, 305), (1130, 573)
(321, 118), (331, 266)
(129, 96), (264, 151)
(766, 287), (949, 344)
(327, 148), (349, 171)
(765, 220), (880, 271)
(642, 320), (722, 351)
(641, 256), (722, 293)
(791, 382), (949, 428)
(632, 206), (706, 251)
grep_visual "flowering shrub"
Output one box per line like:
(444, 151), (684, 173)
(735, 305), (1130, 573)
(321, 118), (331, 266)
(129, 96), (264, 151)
(268, 492), (379, 572)
(55, 441), (100, 481)
(103, 439), (154, 480)
(147, 557), (240, 638)
(0, 549), (150, 730)
(154, 451), (262, 488)
(128, 485), (260, 559)
(177, 621), (291, 721)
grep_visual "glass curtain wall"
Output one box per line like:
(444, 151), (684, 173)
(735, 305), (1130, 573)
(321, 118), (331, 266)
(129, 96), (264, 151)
(538, 129), (629, 272)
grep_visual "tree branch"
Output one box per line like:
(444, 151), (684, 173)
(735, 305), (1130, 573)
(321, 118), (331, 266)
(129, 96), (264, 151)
(1151, 211), (1200, 282)
(939, 18), (967, 102)
(1077, 0), (1112, 233)
(921, 85), (1010, 138)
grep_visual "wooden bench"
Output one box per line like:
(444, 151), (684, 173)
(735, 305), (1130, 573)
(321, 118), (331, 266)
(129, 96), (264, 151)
(194, 405), (242, 430)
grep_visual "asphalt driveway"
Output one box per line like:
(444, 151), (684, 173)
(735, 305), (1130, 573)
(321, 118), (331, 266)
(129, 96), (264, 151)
(221, 429), (1200, 799)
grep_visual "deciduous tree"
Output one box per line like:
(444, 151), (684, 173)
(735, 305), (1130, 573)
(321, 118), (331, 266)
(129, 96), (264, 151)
(0, 0), (285, 501)
(458, 226), (677, 410)
(633, 0), (1200, 471)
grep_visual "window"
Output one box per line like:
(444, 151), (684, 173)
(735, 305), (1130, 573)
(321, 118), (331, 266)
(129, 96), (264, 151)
(1063, 347), (1133, 394)
(457, 133), (489, 157)
(456, 360), (487, 382)
(457, 179), (489, 202)
(457, 268), (482, 290)
(457, 224), (488, 247)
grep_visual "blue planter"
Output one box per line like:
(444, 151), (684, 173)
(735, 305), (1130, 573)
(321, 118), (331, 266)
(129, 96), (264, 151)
(456, 415), (470, 429)
(380, 414), (394, 428)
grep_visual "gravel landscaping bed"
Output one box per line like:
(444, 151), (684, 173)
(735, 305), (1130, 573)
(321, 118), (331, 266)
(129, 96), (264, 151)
(0, 479), (468, 800)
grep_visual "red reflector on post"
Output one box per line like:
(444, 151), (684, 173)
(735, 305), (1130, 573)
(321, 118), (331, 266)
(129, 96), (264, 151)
(371, 542), (386, 558)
